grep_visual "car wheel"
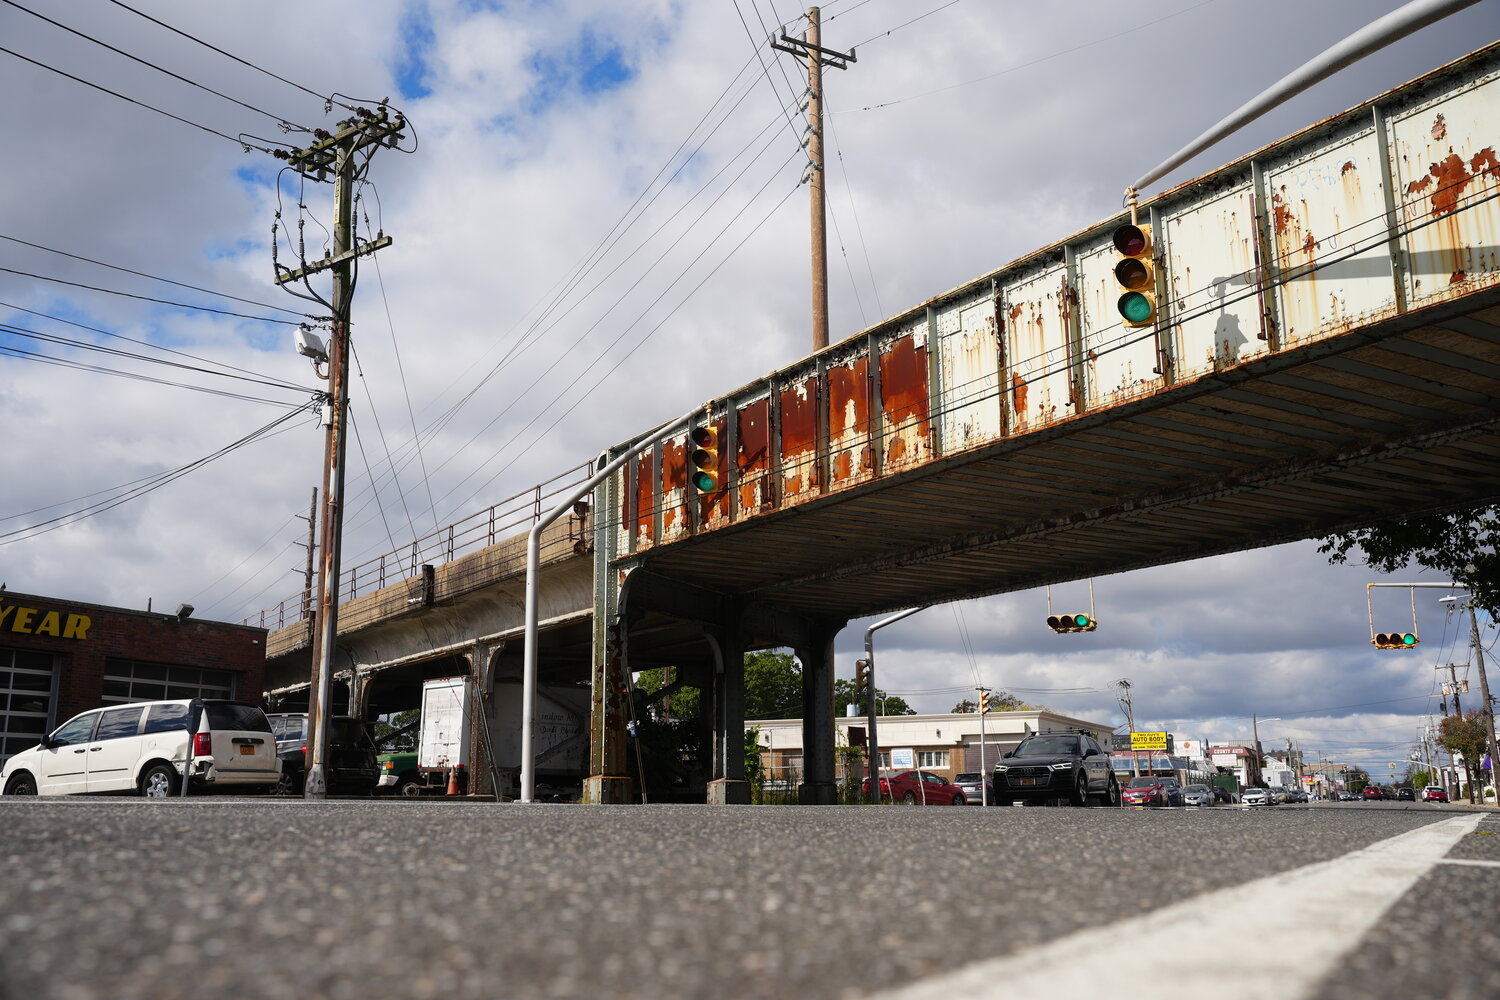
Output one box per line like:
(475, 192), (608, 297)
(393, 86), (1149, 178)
(952, 794), (965, 806)
(4, 772), (37, 796)
(1070, 772), (1089, 807)
(140, 763), (177, 799)
(269, 770), (297, 796)
(1102, 774), (1120, 807)
(902, 791), (918, 805)
(396, 775), (423, 798)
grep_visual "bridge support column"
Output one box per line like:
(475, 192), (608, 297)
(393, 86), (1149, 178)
(797, 621), (840, 805)
(586, 616), (634, 804)
(707, 607), (748, 805)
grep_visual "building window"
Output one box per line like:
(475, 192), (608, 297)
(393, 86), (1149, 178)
(916, 751), (949, 769)
(877, 752), (891, 769)
(0, 647), (56, 764)
(101, 659), (233, 704)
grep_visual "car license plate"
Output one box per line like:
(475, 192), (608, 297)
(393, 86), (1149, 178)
(238, 745), (255, 755)
(1019, 777), (1036, 786)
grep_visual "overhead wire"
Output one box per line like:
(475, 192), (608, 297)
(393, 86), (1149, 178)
(0, 401), (317, 546)
(0, 45), (286, 153)
(104, 0), (362, 113)
(0, 234), (310, 317)
(850, 0), (965, 49)
(0, 321), (308, 396)
(0, 0), (311, 132)
(0, 299), (309, 390)
(334, 94), (807, 550)
(0, 266), (304, 325)
(0, 339), (304, 406)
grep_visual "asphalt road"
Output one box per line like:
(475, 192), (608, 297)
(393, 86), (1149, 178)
(1, 799), (1495, 1000)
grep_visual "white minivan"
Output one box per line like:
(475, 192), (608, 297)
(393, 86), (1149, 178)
(0, 699), (281, 798)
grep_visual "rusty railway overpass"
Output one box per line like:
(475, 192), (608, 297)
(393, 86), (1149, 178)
(261, 43), (1500, 805)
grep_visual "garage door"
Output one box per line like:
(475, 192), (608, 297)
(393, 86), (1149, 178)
(0, 647), (57, 764)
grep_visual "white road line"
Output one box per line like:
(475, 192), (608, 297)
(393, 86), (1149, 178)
(1436, 857), (1500, 869)
(871, 814), (1484, 1000)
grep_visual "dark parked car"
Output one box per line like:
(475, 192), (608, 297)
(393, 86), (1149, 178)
(952, 772), (996, 805)
(861, 769), (967, 805)
(991, 731), (1119, 807)
(1213, 786), (1236, 804)
(1122, 775), (1183, 807)
(266, 714), (378, 796)
(1396, 787), (1415, 801)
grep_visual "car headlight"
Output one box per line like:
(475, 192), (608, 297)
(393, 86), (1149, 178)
(993, 765), (1007, 773)
(1051, 762), (1073, 771)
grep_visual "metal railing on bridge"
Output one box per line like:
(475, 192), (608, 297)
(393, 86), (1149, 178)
(242, 462), (593, 631)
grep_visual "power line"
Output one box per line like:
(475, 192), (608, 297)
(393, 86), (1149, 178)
(0, 299), (309, 389)
(0, 401), (316, 546)
(0, 266), (304, 325)
(0, 338), (303, 406)
(851, 0), (965, 49)
(0, 233), (309, 317)
(0, 321), (307, 395)
(0, 0), (311, 131)
(104, 0), (357, 113)
(0, 45), (284, 153)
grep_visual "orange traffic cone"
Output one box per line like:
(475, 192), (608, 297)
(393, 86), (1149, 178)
(446, 765), (459, 796)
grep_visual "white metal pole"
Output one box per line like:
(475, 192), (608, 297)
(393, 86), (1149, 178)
(1131, 0), (1479, 192)
(863, 606), (925, 804)
(519, 409), (695, 803)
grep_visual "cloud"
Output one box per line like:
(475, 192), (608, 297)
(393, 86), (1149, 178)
(1, 0), (1490, 775)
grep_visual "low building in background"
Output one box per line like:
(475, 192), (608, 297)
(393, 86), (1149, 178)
(0, 590), (267, 765)
(749, 709), (1113, 789)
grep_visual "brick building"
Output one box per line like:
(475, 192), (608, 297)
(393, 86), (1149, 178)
(0, 590), (268, 765)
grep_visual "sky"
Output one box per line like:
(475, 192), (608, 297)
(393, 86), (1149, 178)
(2, 0), (1497, 779)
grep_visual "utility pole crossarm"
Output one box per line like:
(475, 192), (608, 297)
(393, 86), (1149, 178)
(275, 235), (393, 285)
(770, 32), (856, 68)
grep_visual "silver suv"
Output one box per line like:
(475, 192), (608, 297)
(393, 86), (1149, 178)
(1, 699), (280, 797)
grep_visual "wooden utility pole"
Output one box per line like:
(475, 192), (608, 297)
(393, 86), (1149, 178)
(298, 486), (317, 623)
(276, 109), (404, 798)
(773, 7), (855, 352)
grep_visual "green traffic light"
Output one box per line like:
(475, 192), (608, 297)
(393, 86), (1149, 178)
(1073, 614), (1091, 627)
(691, 470), (715, 491)
(1403, 633), (1417, 646)
(1118, 291), (1154, 324)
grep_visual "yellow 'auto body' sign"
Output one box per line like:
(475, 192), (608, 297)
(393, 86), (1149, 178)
(1130, 731), (1168, 751)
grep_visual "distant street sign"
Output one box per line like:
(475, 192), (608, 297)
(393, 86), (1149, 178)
(1131, 731), (1171, 752)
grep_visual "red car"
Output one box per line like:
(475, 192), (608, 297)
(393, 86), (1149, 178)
(861, 769), (967, 805)
(1423, 785), (1449, 802)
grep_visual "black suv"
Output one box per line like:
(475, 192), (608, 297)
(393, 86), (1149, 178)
(266, 713), (378, 796)
(992, 731), (1119, 807)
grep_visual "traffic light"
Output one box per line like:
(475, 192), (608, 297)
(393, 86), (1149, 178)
(1046, 613), (1097, 633)
(854, 659), (869, 695)
(979, 691), (990, 715)
(688, 425), (719, 493)
(1112, 222), (1156, 327)
(1372, 631), (1419, 649)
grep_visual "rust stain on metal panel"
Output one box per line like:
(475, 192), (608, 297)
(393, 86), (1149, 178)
(736, 397), (770, 515)
(698, 415), (730, 529)
(633, 450), (655, 549)
(780, 374), (820, 502)
(1011, 372), (1028, 414)
(660, 436), (688, 543)
(879, 332), (930, 471)
(827, 354), (872, 488)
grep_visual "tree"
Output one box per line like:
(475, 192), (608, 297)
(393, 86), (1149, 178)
(1318, 507), (1499, 615)
(950, 692), (1045, 713)
(745, 652), (804, 718)
(1439, 711), (1490, 803)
